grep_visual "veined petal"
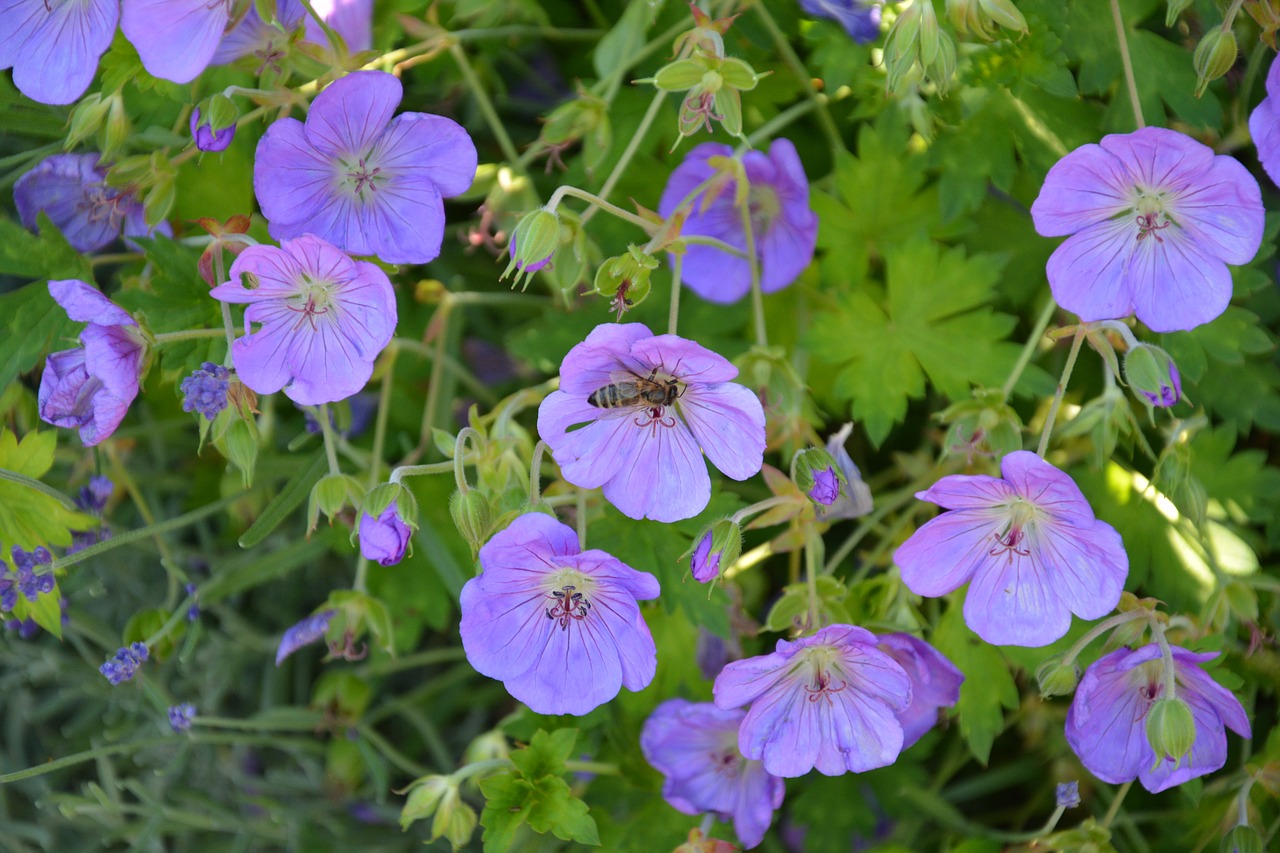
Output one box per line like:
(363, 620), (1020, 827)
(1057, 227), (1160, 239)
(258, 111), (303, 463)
(915, 472), (1014, 510)
(1046, 218), (1137, 322)
(1034, 518), (1127, 621)
(229, 305), (296, 396)
(375, 112), (478, 197)
(556, 323), (654, 395)
(11, 0), (116, 105)
(1126, 225), (1232, 333)
(1167, 155), (1263, 265)
(305, 70), (402, 157)
(253, 119), (340, 231)
(336, 177), (446, 265)
(536, 392), (631, 489)
(121, 0), (228, 83)
(633, 333), (739, 384)
(963, 546), (1073, 646)
(1031, 143), (1136, 236)
(49, 279), (134, 327)
(81, 324), (143, 400)
(1249, 93), (1280, 187)
(281, 314), (377, 404)
(1098, 126), (1215, 193)
(678, 381), (764, 481)
(1001, 450), (1095, 526)
(893, 510), (994, 596)
(1065, 648), (1153, 784)
(602, 419), (710, 522)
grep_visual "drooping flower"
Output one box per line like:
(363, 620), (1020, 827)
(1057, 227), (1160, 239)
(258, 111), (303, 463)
(209, 234), (397, 405)
(358, 506), (412, 566)
(657, 139), (817, 303)
(14, 154), (162, 254)
(190, 108), (236, 153)
(275, 610), (336, 665)
(180, 362), (231, 420)
(1249, 56), (1280, 187)
(893, 451), (1129, 647)
(168, 703), (196, 733)
(100, 642), (149, 684)
(537, 323), (766, 523)
(1065, 645), (1251, 793)
(1030, 126), (1263, 333)
(253, 70), (478, 264)
(713, 624), (913, 778)
(121, 0), (232, 83)
(0, 0), (117, 104)
(799, 0), (882, 44)
(815, 423), (874, 522)
(875, 633), (964, 749)
(641, 699), (785, 849)
(458, 512), (660, 716)
(39, 280), (147, 448)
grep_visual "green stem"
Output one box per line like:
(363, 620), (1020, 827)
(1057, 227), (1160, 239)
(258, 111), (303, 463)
(1148, 612), (1179, 701)
(453, 427), (482, 492)
(390, 461), (458, 483)
(151, 328), (228, 345)
(390, 335), (497, 406)
(738, 189), (768, 347)
(212, 243), (236, 362)
(1101, 780), (1133, 828)
(449, 42), (523, 168)
(528, 440), (550, 506)
(1001, 298), (1056, 401)
(356, 723), (428, 777)
(576, 488), (587, 548)
(822, 482), (922, 574)
(44, 493), (244, 576)
(317, 404), (342, 476)
(104, 443), (181, 575)
(739, 99), (820, 154)
(1109, 0), (1145, 129)
(583, 90), (667, 224)
(546, 185), (657, 231)
(405, 299), (453, 466)
(1036, 324), (1086, 458)
(729, 495), (796, 526)
(668, 253), (683, 336)
(805, 529), (822, 631)
(1060, 609), (1149, 667)
(752, 0), (843, 159)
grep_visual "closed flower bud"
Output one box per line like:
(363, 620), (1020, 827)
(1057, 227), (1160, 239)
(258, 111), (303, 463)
(190, 99), (237, 153)
(918, 0), (942, 65)
(462, 730), (510, 765)
(502, 209), (561, 288)
(1166, 0), (1195, 26)
(979, 0), (1028, 35)
(449, 489), (492, 552)
(1194, 28), (1238, 97)
(1145, 697), (1197, 767)
(690, 519), (742, 583)
(399, 775), (452, 830)
(101, 94), (131, 160)
(66, 93), (112, 149)
(794, 448), (845, 506)
(309, 473), (363, 531)
(219, 416), (258, 488)
(1221, 825), (1264, 853)
(1123, 344), (1182, 407)
(1037, 654), (1081, 698)
(432, 787), (478, 850)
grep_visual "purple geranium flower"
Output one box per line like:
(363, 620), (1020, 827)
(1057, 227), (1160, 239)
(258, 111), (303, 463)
(893, 451), (1129, 647)
(209, 234), (397, 405)
(276, 609), (336, 665)
(39, 280), (146, 447)
(876, 633), (964, 749)
(641, 699), (785, 849)
(358, 506), (411, 567)
(0, 0), (117, 104)
(1249, 56), (1280, 187)
(1066, 645), (1251, 793)
(815, 423), (873, 522)
(799, 0), (882, 44)
(305, 0), (373, 52)
(213, 0), (305, 67)
(537, 323), (766, 522)
(14, 154), (162, 254)
(713, 624), (912, 777)
(658, 139), (817, 303)
(1030, 126), (1263, 333)
(190, 108), (236, 153)
(121, 0), (231, 83)
(253, 70), (478, 264)
(459, 512), (660, 716)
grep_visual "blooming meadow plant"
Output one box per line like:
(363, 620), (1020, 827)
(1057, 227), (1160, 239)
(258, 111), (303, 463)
(0, 1), (1275, 851)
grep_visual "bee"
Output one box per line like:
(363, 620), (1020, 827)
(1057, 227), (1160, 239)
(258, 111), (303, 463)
(587, 368), (680, 410)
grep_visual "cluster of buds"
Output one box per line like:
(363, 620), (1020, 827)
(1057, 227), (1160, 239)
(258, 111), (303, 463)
(883, 0), (957, 94)
(945, 0), (1027, 41)
(66, 91), (131, 159)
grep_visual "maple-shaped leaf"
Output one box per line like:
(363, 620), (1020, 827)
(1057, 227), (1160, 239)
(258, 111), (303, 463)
(0, 429), (96, 549)
(811, 238), (1023, 446)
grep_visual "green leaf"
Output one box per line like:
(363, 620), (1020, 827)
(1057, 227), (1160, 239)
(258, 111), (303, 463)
(811, 238), (1021, 446)
(480, 729), (600, 849)
(237, 453), (327, 548)
(0, 430), (96, 548)
(0, 281), (77, 395)
(18, 587), (63, 639)
(510, 728), (577, 779)
(932, 93), (1016, 221)
(932, 605), (1018, 764)
(0, 214), (94, 281)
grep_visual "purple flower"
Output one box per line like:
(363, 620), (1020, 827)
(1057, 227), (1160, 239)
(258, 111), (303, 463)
(11, 546), (54, 602)
(253, 70), (478, 265)
(304, 0), (373, 52)
(815, 423), (873, 522)
(75, 475), (114, 513)
(808, 467), (840, 506)
(276, 609), (336, 665)
(100, 642), (149, 684)
(1056, 781), (1080, 808)
(121, 0), (231, 83)
(1030, 127), (1263, 333)
(213, 0), (305, 67)
(459, 512), (660, 715)
(1065, 645), (1251, 793)
(14, 154), (160, 254)
(713, 624), (912, 777)
(799, 0), (882, 44)
(358, 506), (412, 566)
(658, 139), (817, 303)
(691, 532), (720, 582)
(190, 108), (236, 153)
(180, 362), (231, 420)
(641, 699), (784, 849)
(168, 703), (196, 732)
(537, 323), (766, 522)
(893, 451), (1129, 647)
(875, 633), (964, 749)
(1249, 56), (1280, 187)
(209, 234), (397, 406)
(39, 280), (146, 448)
(0, 0), (117, 104)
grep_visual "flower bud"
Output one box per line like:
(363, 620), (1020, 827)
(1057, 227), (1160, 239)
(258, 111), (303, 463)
(918, 0), (942, 65)
(1055, 780), (1080, 808)
(399, 775), (451, 830)
(66, 93), (112, 149)
(310, 473), (364, 531)
(358, 504), (413, 566)
(462, 730), (510, 765)
(101, 93), (131, 160)
(979, 0), (1027, 35)
(1194, 27), (1237, 97)
(449, 489), (492, 552)
(190, 96), (238, 153)
(794, 448), (845, 506)
(1145, 697), (1197, 768)
(1036, 654), (1080, 698)
(1221, 825), (1264, 853)
(689, 518), (742, 583)
(1123, 344), (1182, 408)
(432, 786), (478, 849)
(1166, 0), (1195, 26)
(502, 209), (560, 289)
(218, 416), (258, 488)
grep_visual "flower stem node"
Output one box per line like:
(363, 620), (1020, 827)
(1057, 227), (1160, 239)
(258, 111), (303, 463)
(688, 518), (742, 583)
(449, 489), (492, 553)
(1123, 344), (1182, 408)
(1193, 27), (1238, 97)
(793, 448), (845, 506)
(1145, 697), (1198, 768)
(502, 208), (561, 289)
(1036, 654), (1081, 698)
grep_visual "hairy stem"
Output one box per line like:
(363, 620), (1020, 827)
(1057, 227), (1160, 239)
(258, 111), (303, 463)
(1036, 324), (1086, 458)
(1110, 0), (1145, 129)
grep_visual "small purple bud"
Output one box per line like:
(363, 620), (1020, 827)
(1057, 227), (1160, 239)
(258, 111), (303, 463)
(1124, 344), (1183, 408)
(689, 518), (741, 584)
(358, 507), (413, 567)
(100, 642), (149, 684)
(276, 610), (336, 666)
(690, 532), (720, 582)
(168, 702), (197, 732)
(1055, 780), (1080, 808)
(190, 107), (236, 153)
(808, 466), (840, 506)
(76, 475), (114, 512)
(180, 362), (232, 420)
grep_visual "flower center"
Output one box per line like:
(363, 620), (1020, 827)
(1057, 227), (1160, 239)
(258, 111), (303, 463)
(1133, 660), (1166, 706)
(710, 746), (744, 778)
(288, 274), (336, 330)
(342, 157), (384, 200)
(747, 184), (780, 234)
(80, 185), (128, 228)
(1131, 190), (1175, 244)
(544, 569), (593, 630)
(796, 646), (848, 705)
(990, 499), (1037, 562)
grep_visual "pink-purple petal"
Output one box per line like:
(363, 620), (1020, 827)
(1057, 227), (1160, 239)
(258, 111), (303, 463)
(306, 70), (403, 157)
(1126, 226), (1234, 333)
(678, 382), (765, 481)
(893, 510), (993, 596)
(49, 279), (134, 327)
(1046, 219), (1139, 322)
(121, 0), (228, 83)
